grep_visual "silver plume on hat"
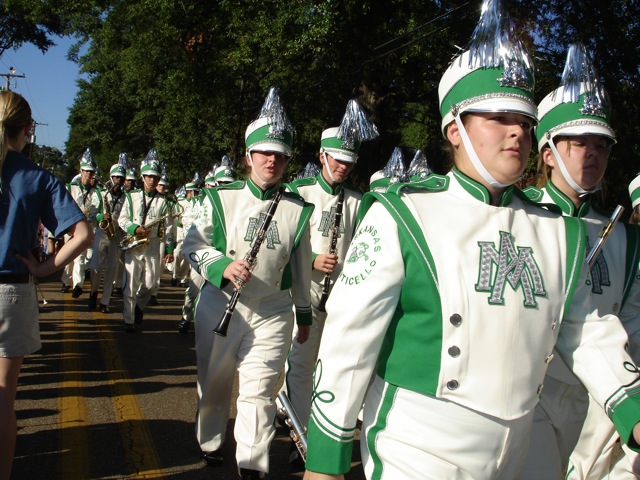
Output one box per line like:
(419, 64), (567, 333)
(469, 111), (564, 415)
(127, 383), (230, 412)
(258, 86), (294, 139)
(406, 150), (432, 180)
(383, 147), (406, 184)
(118, 152), (129, 169)
(466, 0), (533, 91)
(296, 162), (321, 180)
(336, 99), (379, 150)
(555, 43), (609, 117)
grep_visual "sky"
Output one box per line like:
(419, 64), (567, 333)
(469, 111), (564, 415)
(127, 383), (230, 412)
(0, 36), (82, 151)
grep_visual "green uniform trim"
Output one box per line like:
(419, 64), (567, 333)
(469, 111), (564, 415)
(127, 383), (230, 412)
(367, 383), (398, 480)
(202, 188), (233, 288)
(607, 387), (640, 452)
(561, 216), (586, 318)
(622, 224), (640, 310)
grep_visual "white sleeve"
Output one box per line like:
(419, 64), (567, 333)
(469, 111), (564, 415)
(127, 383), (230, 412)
(311, 201), (405, 435)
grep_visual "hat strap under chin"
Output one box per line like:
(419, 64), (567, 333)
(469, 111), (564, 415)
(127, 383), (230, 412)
(321, 151), (339, 185)
(547, 135), (600, 197)
(247, 151), (276, 189)
(454, 114), (510, 189)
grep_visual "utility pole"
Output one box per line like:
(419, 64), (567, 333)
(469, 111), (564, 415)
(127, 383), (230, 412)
(29, 121), (48, 161)
(0, 67), (25, 91)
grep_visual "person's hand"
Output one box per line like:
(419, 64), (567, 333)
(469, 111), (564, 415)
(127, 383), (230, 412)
(296, 325), (310, 344)
(313, 253), (338, 274)
(135, 225), (151, 238)
(633, 422), (640, 445)
(163, 254), (174, 264)
(223, 259), (252, 289)
(15, 251), (41, 277)
(303, 471), (344, 480)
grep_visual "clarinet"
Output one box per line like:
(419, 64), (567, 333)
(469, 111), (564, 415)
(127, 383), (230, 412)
(586, 205), (624, 270)
(317, 189), (344, 312)
(213, 186), (284, 337)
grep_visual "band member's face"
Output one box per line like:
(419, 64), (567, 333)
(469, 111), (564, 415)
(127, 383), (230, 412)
(320, 153), (355, 185)
(111, 176), (124, 187)
(124, 179), (135, 190)
(80, 169), (95, 185)
(156, 184), (168, 194)
(142, 174), (160, 192)
(247, 150), (288, 187)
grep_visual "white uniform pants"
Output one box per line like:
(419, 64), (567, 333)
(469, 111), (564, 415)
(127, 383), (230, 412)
(520, 376), (588, 479)
(362, 376), (535, 480)
(283, 305), (327, 426)
(194, 282), (294, 473)
(122, 239), (162, 324)
(89, 233), (120, 306)
(182, 270), (205, 322)
(566, 392), (640, 479)
(173, 240), (190, 282)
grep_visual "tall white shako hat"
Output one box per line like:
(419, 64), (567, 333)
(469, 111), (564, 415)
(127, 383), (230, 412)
(140, 148), (162, 177)
(629, 173), (640, 209)
(125, 166), (137, 181)
(185, 172), (202, 190)
(438, 0), (536, 188)
(535, 43), (615, 195)
(110, 152), (128, 178)
(369, 147), (406, 191)
(158, 163), (170, 186)
(214, 155), (237, 184)
(245, 87), (294, 156)
(204, 163), (219, 186)
(320, 99), (379, 164)
(79, 147), (97, 171)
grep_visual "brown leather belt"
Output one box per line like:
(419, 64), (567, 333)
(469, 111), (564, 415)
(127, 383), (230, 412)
(0, 273), (32, 284)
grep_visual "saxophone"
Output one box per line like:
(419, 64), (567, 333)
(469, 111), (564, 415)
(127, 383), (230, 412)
(99, 188), (117, 240)
(119, 201), (184, 251)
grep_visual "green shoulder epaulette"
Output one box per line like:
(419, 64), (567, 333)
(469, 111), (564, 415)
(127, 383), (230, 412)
(289, 176), (317, 188)
(513, 187), (563, 215)
(521, 185), (544, 203)
(216, 180), (244, 190)
(385, 174), (449, 195)
(282, 190), (306, 203)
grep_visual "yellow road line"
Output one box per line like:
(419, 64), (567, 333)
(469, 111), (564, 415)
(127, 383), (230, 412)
(95, 314), (166, 479)
(58, 300), (91, 480)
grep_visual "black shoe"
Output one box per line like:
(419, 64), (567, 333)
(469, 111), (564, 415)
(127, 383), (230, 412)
(84, 269), (91, 280)
(99, 303), (111, 314)
(202, 450), (224, 466)
(134, 305), (144, 324)
(177, 318), (191, 333)
(124, 323), (135, 333)
(113, 287), (123, 296)
(179, 280), (187, 287)
(171, 278), (178, 287)
(72, 285), (83, 298)
(239, 468), (262, 480)
(148, 295), (158, 306)
(88, 291), (98, 310)
(61, 284), (70, 293)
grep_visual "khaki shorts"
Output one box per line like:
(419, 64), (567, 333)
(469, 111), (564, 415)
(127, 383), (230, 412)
(0, 282), (41, 357)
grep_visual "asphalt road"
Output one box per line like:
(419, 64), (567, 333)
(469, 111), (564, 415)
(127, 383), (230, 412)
(12, 272), (366, 480)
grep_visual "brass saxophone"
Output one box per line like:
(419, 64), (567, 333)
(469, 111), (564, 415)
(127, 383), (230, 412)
(119, 201), (184, 251)
(99, 188), (117, 240)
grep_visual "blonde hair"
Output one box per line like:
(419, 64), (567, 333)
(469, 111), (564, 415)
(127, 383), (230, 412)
(0, 90), (32, 177)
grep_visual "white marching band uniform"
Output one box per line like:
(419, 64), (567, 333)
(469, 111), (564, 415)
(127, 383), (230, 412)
(62, 181), (102, 289)
(521, 182), (640, 479)
(118, 188), (175, 326)
(89, 187), (126, 307)
(283, 172), (361, 427)
(304, 170), (640, 479)
(181, 178), (313, 473)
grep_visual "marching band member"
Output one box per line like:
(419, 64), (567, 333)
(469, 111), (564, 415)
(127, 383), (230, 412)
(521, 44), (640, 480)
(172, 174), (201, 289)
(148, 167), (175, 306)
(181, 87), (313, 480)
(88, 156), (128, 313)
(61, 148), (102, 298)
(117, 149), (175, 332)
(303, 1), (640, 479)
(281, 100), (377, 466)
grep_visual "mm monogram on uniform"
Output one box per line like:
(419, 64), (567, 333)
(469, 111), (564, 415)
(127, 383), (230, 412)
(318, 207), (344, 237)
(245, 215), (281, 249)
(476, 231), (546, 308)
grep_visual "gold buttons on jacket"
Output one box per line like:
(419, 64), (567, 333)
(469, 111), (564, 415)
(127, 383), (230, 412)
(551, 318), (557, 330)
(450, 313), (462, 326)
(545, 353), (554, 364)
(448, 346), (461, 357)
(229, 250), (235, 256)
(446, 380), (459, 390)
(537, 384), (544, 395)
